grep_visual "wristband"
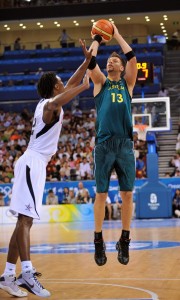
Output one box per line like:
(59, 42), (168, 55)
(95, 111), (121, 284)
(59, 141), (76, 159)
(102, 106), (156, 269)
(93, 34), (103, 44)
(125, 50), (135, 61)
(88, 56), (97, 70)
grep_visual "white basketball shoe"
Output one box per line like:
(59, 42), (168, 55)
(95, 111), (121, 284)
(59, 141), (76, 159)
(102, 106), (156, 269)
(16, 269), (51, 298)
(0, 274), (28, 297)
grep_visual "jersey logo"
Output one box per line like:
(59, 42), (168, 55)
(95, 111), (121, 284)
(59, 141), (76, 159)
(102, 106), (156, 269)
(25, 204), (33, 211)
(108, 84), (124, 90)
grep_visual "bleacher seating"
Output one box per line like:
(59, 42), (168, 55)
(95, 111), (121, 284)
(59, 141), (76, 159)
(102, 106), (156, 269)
(0, 43), (165, 102)
(1, 43), (165, 60)
(0, 53), (163, 74)
(0, 73), (73, 86)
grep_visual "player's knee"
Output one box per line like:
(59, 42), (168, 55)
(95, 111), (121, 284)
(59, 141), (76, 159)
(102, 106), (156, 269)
(121, 191), (133, 202)
(95, 192), (108, 203)
(17, 214), (33, 228)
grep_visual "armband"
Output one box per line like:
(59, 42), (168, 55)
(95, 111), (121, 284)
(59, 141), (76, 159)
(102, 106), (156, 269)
(88, 56), (97, 70)
(125, 50), (135, 61)
(93, 34), (103, 44)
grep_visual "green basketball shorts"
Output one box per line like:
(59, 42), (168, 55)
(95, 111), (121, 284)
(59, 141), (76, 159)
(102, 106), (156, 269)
(93, 137), (135, 193)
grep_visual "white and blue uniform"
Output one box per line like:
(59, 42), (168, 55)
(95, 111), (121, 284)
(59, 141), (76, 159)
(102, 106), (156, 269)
(10, 99), (64, 219)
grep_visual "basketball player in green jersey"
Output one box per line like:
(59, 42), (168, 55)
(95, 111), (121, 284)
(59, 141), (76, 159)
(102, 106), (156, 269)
(88, 24), (137, 266)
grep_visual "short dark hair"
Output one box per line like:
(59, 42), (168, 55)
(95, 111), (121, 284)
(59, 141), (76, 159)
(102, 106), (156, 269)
(37, 72), (58, 98)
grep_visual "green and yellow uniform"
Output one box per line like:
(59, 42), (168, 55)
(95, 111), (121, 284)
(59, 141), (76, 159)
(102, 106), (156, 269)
(93, 77), (135, 192)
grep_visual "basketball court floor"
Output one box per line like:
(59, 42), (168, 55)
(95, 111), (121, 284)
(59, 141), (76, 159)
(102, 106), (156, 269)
(0, 218), (180, 300)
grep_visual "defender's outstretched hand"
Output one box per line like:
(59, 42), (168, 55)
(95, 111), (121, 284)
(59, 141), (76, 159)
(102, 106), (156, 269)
(82, 72), (90, 90)
(79, 39), (93, 60)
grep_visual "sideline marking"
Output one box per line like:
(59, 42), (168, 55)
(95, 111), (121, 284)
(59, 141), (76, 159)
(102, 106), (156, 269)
(60, 224), (69, 232)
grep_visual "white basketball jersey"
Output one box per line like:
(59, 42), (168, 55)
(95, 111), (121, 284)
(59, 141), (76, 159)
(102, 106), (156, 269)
(28, 99), (64, 162)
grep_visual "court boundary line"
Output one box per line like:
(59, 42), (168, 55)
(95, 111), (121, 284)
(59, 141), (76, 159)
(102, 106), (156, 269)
(41, 280), (159, 300)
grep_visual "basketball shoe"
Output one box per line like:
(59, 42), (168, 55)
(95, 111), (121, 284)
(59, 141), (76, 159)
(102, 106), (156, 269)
(116, 238), (130, 265)
(0, 274), (28, 297)
(94, 239), (107, 266)
(16, 269), (51, 298)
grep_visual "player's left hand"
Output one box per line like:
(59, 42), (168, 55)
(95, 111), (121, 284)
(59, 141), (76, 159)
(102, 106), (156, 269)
(112, 24), (119, 39)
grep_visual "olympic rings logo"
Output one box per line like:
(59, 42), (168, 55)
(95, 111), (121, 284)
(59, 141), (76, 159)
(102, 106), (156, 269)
(0, 185), (12, 198)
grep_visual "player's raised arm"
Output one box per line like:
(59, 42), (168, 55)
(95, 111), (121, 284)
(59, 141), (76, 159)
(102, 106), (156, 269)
(87, 36), (106, 96)
(88, 20), (115, 96)
(49, 73), (89, 107)
(43, 73), (89, 124)
(113, 24), (137, 95)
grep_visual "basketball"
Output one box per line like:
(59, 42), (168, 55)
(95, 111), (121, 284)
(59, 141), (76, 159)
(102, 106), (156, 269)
(91, 19), (114, 42)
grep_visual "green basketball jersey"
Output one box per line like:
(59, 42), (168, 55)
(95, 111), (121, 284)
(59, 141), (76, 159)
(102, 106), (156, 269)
(94, 77), (133, 144)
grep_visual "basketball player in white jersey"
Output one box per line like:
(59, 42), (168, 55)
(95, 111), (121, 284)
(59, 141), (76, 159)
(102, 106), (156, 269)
(0, 39), (92, 298)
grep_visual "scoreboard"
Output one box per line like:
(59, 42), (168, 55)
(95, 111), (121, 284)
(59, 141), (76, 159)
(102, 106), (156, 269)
(136, 62), (154, 84)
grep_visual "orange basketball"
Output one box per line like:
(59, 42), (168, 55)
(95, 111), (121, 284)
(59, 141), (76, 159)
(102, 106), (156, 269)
(91, 19), (114, 42)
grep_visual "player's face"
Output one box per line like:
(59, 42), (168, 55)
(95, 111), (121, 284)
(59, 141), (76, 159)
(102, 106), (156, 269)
(106, 57), (124, 73)
(55, 76), (65, 94)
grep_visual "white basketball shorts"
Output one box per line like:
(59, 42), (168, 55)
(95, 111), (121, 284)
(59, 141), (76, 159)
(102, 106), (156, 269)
(10, 150), (47, 219)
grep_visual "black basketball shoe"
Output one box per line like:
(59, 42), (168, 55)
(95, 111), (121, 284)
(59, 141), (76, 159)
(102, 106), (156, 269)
(94, 239), (107, 266)
(116, 238), (130, 265)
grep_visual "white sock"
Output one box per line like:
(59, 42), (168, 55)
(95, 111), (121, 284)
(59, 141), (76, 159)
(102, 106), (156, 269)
(2, 262), (16, 276)
(21, 261), (33, 273)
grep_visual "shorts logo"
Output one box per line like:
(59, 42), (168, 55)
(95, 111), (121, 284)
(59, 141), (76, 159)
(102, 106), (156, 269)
(25, 204), (32, 211)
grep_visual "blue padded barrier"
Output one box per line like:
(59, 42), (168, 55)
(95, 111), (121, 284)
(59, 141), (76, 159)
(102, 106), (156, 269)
(0, 177), (178, 208)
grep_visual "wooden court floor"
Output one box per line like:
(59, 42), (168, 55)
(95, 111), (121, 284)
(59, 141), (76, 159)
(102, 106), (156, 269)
(0, 219), (180, 300)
